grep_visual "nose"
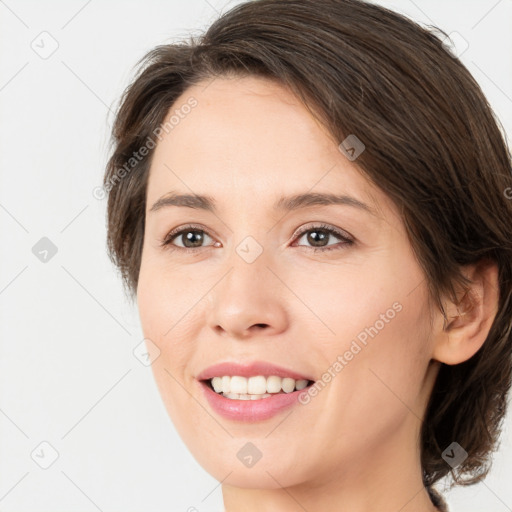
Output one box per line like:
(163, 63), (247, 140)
(206, 247), (289, 340)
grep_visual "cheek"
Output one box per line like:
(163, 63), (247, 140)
(295, 251), (432, 447)
(328, 289), (429, 446)
(136, 260), (199, 415)
(336, 292), (431, 453)
(282, 258), (409, 352)
(137, 254), (199, 341)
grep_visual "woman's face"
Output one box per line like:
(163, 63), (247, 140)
(137, 75), (440, 490)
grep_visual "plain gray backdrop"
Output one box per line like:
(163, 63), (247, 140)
(0, 0), (511, 510)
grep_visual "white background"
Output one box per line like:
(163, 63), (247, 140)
(0, 1), (511, 510)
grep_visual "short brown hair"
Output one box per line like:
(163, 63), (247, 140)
(104, 0), (512, 488)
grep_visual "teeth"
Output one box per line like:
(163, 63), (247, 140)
(248, 375), (267, 394)
(224, 392), (273, 400)
(210, 375), (310, 396)
(231, 376), (248, 394)
(221, 376), (231, 393)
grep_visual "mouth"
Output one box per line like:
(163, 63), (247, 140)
(195, 361), (317, 421)
(200, 376), (315, 400)
(198, 376), (316, 421)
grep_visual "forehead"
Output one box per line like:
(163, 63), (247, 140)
(146, 75), (393, 222)
(155, 75), (336, 164)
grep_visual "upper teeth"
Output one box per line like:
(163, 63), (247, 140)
(210, 375), (309, 395)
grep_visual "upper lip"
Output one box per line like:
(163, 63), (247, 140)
(196, 361), (315, 382)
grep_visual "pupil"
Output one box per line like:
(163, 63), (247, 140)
(184, 230), (203, 247)
(308, 229), (327, 247)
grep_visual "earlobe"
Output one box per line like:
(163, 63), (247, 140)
(431, 259), (500, 366)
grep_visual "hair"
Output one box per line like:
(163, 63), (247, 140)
(104, 0), (512, 491)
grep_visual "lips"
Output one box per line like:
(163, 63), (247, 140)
(198, 378), (314, 421)
(195, 360), (315, 382)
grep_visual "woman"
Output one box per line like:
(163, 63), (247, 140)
(103, 0), (512, 510)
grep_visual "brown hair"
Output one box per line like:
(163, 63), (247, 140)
(104, 0), (512, 489)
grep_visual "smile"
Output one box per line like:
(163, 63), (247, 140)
(198, 376), (315, 422)
(207, 375), (312, 399)
(196, 360), (316, 421)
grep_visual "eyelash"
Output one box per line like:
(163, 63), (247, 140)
(159, 223), (354, 254)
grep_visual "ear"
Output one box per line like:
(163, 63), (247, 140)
(431, 258), (500, 365)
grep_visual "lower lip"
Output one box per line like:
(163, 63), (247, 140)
(199, 380), (311, 422)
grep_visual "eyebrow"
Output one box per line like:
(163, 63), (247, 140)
(149, 191), (378, 217)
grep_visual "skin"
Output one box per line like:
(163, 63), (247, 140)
(136, 75), (499, 512)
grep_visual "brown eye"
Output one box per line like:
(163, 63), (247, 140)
(294, 224), (354, 252)
(173, 229), (207, 248)
(161, 225), (215, 252)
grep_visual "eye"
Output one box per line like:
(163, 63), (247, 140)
(292, 223), (354, 252)
(159, 222), (354, 254)
(160, 224), (216, 253)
